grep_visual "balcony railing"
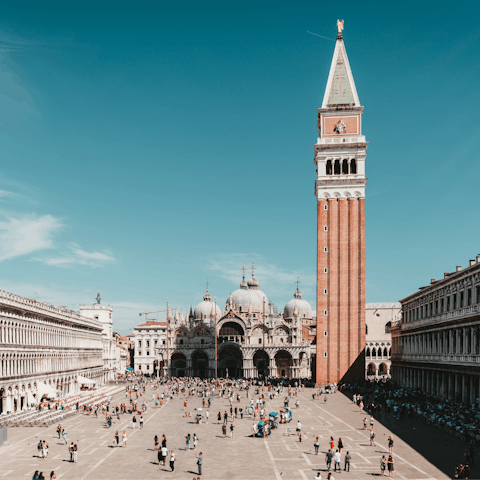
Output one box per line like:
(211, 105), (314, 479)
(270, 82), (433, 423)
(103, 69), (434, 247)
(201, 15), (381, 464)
(391, 353), (480, 364)
(397, 305), (479, 331)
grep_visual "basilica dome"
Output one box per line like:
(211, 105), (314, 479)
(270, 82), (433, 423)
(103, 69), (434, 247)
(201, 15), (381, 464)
(226, 275), (269, 314)
(283, 288), (312, 319)
(194, 289), (222, 322)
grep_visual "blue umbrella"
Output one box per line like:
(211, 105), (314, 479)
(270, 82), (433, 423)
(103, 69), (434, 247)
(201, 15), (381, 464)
(127, 367), (134, 371)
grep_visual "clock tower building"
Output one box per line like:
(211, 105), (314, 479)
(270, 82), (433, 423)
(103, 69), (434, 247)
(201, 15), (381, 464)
(314, 22), (367, 384)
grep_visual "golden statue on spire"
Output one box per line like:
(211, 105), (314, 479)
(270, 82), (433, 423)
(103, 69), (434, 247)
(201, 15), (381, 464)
(336, 19), (344, 38)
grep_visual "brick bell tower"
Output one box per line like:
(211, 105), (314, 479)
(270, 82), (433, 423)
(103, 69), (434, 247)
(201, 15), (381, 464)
(314, 20), (367, 385)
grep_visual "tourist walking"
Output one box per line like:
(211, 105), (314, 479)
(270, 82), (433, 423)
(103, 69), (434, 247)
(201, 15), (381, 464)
(380, 455), (386, 476)
(161, 445), (168, 467)
(196, 452), (203, 475)
(325, 449), (333, 470)
(344, 451), (351, 472)
(139, 415), (144, 428)
(50, 471), (57, 480)
(185, 433), (191, 451)
(61, 428), (67, 445)
(314, 437), (320, 455)
(369, 415), (374, 431)
(73, 444), (78, 463)
(123, 431), (127, 448)
(132, 415), (137, 429)
(387, 455), (394, 478)
(338, 438), (343, 454)
(69, 443), (74, 462)
(193, 434), (198, 450)
(388, 435), (394, 454)
(370, 430), (376, 446)
(333, 450), (341, 472)
(169, 450), (175, 472)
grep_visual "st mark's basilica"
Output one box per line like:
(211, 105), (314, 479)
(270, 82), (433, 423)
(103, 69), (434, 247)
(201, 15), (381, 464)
(154, 269), (315, 380)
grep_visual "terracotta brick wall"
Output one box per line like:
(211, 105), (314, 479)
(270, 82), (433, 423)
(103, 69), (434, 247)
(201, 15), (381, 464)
(316, 197), (366, 385)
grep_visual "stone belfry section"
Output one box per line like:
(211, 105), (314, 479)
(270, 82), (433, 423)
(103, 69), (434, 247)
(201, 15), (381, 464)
(314, 22), (367, 384)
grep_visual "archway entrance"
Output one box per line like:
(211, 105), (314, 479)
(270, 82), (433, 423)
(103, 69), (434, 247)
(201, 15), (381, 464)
(218, 346), (243, 378)
(192, 351), (209, 378)
(253, 350), (269, 378)
(171, 352), (187, 377)
(275, 350), (293, 377)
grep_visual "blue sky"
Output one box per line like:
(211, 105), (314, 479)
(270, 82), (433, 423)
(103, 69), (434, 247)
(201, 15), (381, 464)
(0, 1), (479, 334)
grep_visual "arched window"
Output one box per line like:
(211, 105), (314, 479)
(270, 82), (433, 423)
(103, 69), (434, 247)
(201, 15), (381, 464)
(342, 159), (349, 174)
(179, 339), (183, 345)
(385, 322), (392, 333)
(371, 348), (376, 357)
(326, 160), (332, 175)
(350, 159), (357, 174)
(334, 160), (340, 175)
(366, 347), (371, 357)
(383, 347), (388, 357)
(366, 324), (368, 335)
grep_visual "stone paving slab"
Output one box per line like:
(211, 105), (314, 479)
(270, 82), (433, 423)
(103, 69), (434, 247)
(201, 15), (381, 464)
(0, 387), (452, 479)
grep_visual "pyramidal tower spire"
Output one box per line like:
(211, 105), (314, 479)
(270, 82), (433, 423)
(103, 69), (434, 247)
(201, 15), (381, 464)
(314, 20), (367, 386)
(322, 19), (360, 109)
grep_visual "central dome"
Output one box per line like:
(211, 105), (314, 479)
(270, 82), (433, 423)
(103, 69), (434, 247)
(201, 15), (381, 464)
(227, 274), (268, 314)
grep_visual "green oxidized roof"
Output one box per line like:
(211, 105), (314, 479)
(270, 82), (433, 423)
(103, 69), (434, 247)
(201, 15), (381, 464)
(327, 49), (355, 106)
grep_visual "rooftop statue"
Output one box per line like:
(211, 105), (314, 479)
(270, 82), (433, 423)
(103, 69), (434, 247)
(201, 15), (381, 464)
(337, 19), (344, 37)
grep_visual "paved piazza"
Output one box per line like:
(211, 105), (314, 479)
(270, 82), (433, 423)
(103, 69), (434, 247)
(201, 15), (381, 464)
(0, 388), (459, 479)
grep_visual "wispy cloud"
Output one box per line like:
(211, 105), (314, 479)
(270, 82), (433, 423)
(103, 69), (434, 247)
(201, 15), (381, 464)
(0, 213), (62, 261)
(206, 253), (316, 297)
(41, 243), (115, 268)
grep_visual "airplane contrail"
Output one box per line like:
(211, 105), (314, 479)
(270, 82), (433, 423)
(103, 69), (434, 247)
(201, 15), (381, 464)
(307, 31), (335, 42)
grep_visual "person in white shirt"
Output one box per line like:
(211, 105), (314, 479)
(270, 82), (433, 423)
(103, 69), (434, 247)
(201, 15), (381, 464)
(314, 473), (322, 480)
(296, 421), (302, 436)
(333, 450), (341, 472)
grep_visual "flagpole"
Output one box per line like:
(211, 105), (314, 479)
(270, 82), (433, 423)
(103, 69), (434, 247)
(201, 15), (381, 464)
(214, 296), (218, 378)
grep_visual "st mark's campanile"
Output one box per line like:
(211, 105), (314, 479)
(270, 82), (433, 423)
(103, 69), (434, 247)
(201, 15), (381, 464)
(315, 21), (367, 385)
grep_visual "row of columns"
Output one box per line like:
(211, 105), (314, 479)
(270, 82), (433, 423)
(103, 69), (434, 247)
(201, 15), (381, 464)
(0, 319), (101, 349)
(405, 285), (480, 322)
(395, 366), (480, 404)
(0, 353), (103, 378)
(399, 327), (480, 356)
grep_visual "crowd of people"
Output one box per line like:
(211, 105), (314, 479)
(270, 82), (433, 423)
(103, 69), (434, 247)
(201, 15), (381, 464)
(25, 373), (473, 479)
(342, 379), (477, 479)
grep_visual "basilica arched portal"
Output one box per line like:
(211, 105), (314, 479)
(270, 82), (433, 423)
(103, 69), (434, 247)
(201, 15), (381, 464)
(218, 345), (242, 378)
(171, 352), (187, 377)
(275, 350), (293, 377)
(191, 350), (209, 378)
(253, 350), (269, 378)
